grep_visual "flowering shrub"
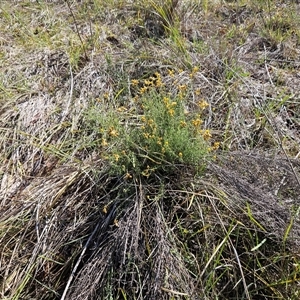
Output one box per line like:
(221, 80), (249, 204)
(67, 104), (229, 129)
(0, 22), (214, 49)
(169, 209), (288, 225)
(85, 69), (218, 177)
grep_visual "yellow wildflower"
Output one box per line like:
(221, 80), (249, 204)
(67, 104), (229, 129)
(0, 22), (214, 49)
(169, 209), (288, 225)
(131, 79), (139, 86)
(147, 118), (154, 126)
(168, 109), (175, 116)
(101, 138), (108, 147)
(139, 86), (148, 94)
(178, 84), (187, 91)
(180, 120), (187, 127)
(193, 66), (199, 73)
(143, 132), (150, 139)
(168, 69), (175, 77)
(152, 73), (163, 87)
(163, 96), (170, 104)
(117, 106), (127, 112)
(109, 127), (119, 137)
(198, 99), (209, 110)
(200, 129), (212, 141)
(192, 118), (203, 127)
(155, 72), (161, 78)
(155, 78), (163, 87)
(212, 142), (220, 150)
(190, 66), (200, 78)
(124, 172), (132, 180)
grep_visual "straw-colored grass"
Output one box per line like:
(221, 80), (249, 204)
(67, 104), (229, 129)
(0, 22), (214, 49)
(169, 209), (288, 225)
(0, 0), (300, 299)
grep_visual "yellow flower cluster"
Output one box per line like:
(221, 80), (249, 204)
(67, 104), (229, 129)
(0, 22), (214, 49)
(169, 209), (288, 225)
(163, 96), (177, 116)
(141, 115), (157, 142)
(101, 138), (108, 147)
(180, 120), (187, 127)
(124, 172), (132, 180)
(192, 118), (203, 127)
(99, 125), (120, 152)
(168, 69), (175, 77)
(108, 127), (119, 137)
(139, 86), (148, 94)
(189, 66), (199, 78)
(195, 88), (201, 95)
(177, 84), (187, 99)
(154, 72), (163, 87)
(131, 79), (139, 86)
(197, 99), (209, 110)
(210, 141), (220, 151)
(178, 84), (187, 91)
(199, 129), (212, 141)
(140, 111), (172, 156)
(131, 72), (165, 98)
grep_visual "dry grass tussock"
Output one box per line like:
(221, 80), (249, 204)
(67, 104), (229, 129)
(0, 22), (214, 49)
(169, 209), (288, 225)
(0, 0), (300, 299)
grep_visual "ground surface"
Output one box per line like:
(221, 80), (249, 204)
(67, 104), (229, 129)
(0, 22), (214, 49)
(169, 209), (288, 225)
(0, 1), (300, 299)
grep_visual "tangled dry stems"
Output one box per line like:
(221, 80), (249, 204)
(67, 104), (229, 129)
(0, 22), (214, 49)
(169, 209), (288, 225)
(1, 156), (299, 299)
(0, 0), (300, 299)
